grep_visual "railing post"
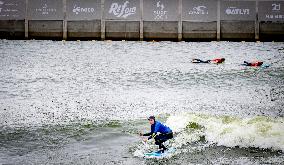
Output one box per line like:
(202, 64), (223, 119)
(140, 0), (143, 41)
(255, 0), (259, 40)
(178, 0), (182, 41)
(25, 0), (28, 39)
(63, 0), (67, 40)
(101, 0), (105, 40)
(217, 0), (221, 41)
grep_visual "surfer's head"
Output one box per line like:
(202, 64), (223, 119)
(148, 116), (155, 125)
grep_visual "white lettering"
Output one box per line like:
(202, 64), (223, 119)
(72, 5), (95, 15)
(226, 7), (250, 15)
(108, 1), (136, 18)
(35, 4), (57, 15)
(188, 6), (208, 15)
(272, 3), (281, 11)
(154, 1), (168, 20)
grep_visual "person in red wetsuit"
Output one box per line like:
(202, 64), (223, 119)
(210, 58), (225, 64)
(192, 58), (225, 64)
(243, 61), (263, 66)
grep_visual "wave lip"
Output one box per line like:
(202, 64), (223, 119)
(166, 113), (284, 152)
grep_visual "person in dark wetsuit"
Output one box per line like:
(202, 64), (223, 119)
(140, 116), (173, 152)
(191, 59), (211, 63)
(242, 61), (263, 66)
(192, 58), (225, 64)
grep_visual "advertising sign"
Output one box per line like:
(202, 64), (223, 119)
(104, 0), (140, 20)
(221, 0), (255, 21)
(0, 0), (25, 20)
(143, 0), (178, 21)
(182, 0), (217, 22)
(28, 0), (63, 20)
(259, 1), (284, 21)
(67, 0), (101, 20)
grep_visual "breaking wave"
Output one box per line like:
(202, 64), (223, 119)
(166, 113), (284, 152)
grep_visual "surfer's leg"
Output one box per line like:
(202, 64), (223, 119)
(155, 134), (171, 151)
(154, 135), (165, 150)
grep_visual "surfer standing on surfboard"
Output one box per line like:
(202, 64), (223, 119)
(140, 116), (173, 153)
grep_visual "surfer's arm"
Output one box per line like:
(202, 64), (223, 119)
(142, 132), (152, 136)
(147, 133), (156, 140)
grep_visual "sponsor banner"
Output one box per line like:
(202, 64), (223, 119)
(143, 0), (178, 21)
(67, 0), (101, 20)
(0, 0), (25, 20)
(28, 0), (63, 20)
(182, 0), (217, 21)
(259, 1), (284, 21)
(221, 0), (255, 21)
(104, 0), (140, 20)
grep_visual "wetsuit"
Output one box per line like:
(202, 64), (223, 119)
(211, 58), (225, 64)
(243, 61), (263, 66)
(143, 121), (173, 151)
(192, 58), (225, 64)
(192, 59), (211, 63)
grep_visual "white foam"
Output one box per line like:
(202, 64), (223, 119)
(166, 113), (284, 151)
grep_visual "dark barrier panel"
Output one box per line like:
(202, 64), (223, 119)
(105, 0), (140, 40)
(28, 0), (63, 39)
(182, 0), (217, 40)
(220, 0), (256, 40)
(143, 0), (178, 40)
(0, 0), (283, 41)
(0, 0), (25, 39)
(28, 20), (63, 39)
(259, 1), (284, 41)
(105, 21), (140, 39)
(67, 0), (101, 39)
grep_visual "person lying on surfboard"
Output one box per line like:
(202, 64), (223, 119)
(140, 116), (173, 153)
(242, 61), (263, 67)
(192, 58), (225, 64)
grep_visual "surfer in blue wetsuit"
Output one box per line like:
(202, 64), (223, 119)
(140, 116), (173, 152)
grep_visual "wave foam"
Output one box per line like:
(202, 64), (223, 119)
(166, 113), (284, 151)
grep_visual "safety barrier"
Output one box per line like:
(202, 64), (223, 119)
(0, 0), (283, 41)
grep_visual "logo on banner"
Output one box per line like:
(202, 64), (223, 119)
(108, 1), (136, 18)
(35, 3), (57, 15)
(272, 3), (281, 12)
(265, 3), (283, 19)
(154, 1), (167, 20)
(0, 1), (3, 13)
(225, 7), (249, 15)
(0, 1), (21, 18)
(73, 5), (95, 15)
(188, 6), (208, 15)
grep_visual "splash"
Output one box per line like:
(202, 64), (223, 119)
(166, 113), (284, 152)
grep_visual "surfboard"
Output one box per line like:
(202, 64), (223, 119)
(144, 147), (175, 158)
